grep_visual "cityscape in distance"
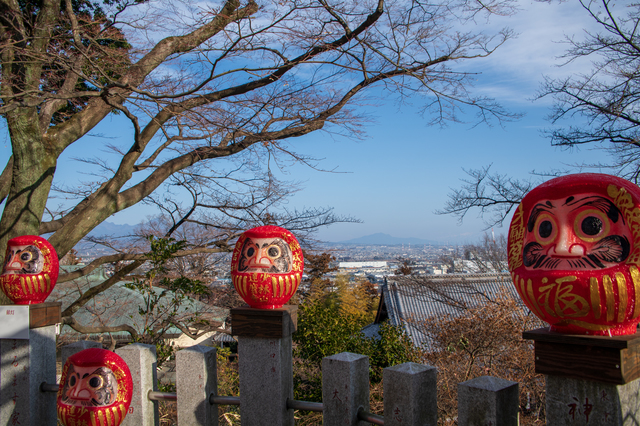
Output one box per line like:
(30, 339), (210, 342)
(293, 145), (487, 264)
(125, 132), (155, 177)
(72, 222), (495, 285)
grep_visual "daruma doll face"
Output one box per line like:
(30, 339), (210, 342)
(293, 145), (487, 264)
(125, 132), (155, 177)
(508, 173), (640, 335)
(0, 235), (59, 304)
(231, 225), (303, 309)
(57, 348), (132, 426)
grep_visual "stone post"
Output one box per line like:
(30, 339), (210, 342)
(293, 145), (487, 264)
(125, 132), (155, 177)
(546, 375), (640, 425)
(61, 340), (101, 367)
(176, 345), (218, 426)
(457, 376), (519, 426)
(383, 362), (437, 426)
(116, 343), (159, 426)
(524, 327), (640, 426)
(0, 302), (60, 426)
(232, 305), (297, 426)
(322, 352), (370, 426)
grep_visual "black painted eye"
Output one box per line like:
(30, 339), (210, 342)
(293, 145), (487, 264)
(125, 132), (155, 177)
(581, 216), (603, 236)
(89, 376), (103, 388)
(538, 220), (553, 238)
(267, 246), (280, 258)
(69, 375), (77, 387)
(246, 247), (255, 257)
(20, 252), (32, 262)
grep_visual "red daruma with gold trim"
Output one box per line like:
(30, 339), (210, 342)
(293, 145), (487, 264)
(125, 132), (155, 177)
(508, 173), (640, 335)
(0, 235), (59, 304)
(57, 348), (133, 426)
(231, 225), (304, 309)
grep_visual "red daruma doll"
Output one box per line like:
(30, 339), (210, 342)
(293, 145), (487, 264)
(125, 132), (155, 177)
(508, 173), (640, 335)
(0, 235), (59, 304)
(231, 225), (304, 309)
(57, 348), (132, 426)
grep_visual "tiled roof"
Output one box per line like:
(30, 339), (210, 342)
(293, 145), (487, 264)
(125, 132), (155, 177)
(49, 265), (228, 340)
(378, 273), (522, 348)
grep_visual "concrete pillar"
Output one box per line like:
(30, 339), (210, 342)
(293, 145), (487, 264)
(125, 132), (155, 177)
(116, 343), (159, 426)
(457, 375), (519, 426)
(0, 303), (60, 426)
(232, 306), (297, 426)
(383, 362), (437, 426)
(546, 375), (640, 425)
(61, 340), (101, 367)
(0, 327), (57, 426)
(176, 345), (218, 426)
(1, 338), (32, 426)
(322, 352), (370, 426)
(238, 336), (293, 425)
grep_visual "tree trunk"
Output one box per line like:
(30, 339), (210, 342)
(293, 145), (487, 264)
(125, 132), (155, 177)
(0, 107), (57, 257)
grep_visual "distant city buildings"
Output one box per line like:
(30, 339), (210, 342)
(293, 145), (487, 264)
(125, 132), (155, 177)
(72, 242), (492, 286)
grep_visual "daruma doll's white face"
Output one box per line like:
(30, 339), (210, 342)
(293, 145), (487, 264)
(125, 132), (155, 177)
(60, 364), (118, 407)
(237, 237), (293, 273)
(522, 193), (632, 271)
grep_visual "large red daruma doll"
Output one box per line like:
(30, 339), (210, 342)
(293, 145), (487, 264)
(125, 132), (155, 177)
(231, 225), (304, 309)
(57, 348), (132, 426)
(508, 173), (640, 335)
(0, 235), (59, 304)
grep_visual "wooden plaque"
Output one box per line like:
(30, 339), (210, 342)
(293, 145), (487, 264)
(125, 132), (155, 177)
(523, 327), (640, 384)
(29, 302), (62, 329)
(231, 305), (298, 338)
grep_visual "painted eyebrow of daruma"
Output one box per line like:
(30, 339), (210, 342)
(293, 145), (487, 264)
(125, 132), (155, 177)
(563, 195), (622, 223)
(527, 196), (622, 232)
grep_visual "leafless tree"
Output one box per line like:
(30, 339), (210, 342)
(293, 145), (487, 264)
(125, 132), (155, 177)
(1, 0), (519, 330)
(437, 165), (537, 228)
(442, 1), (640, 227)
(538, 1), (640, 183)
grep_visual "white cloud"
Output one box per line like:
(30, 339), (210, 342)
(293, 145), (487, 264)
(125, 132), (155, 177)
(461, 1), (607, 103)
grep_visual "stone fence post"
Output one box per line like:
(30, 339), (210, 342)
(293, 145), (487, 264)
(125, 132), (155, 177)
(457, 375), (519, 426)
(176, 345), (218, 426)
(61, 339), (101, 366)
(322, 352), (370, 426)
(524, 327), (640, 426)
(384, 362), (438, 426)
(0, 303), (60, 426)
(232, 305), (297, 426)
(116, 343), (159, 426)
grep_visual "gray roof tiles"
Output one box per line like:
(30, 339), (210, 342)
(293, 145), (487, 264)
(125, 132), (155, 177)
(379, 273), (522, 348)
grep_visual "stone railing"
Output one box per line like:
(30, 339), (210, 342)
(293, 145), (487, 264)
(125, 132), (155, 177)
(3, 303), (640, 425)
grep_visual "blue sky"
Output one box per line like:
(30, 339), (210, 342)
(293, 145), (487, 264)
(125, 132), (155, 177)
(265, 0), (611, 243)
(0, 1), (616, 244)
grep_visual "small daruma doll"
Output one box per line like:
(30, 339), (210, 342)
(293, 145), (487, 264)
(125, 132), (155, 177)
(0, 235), (59, 304)
(57, 348), (132, 426)
(508, 173), (640, 335)
(231, 225), (304, 309)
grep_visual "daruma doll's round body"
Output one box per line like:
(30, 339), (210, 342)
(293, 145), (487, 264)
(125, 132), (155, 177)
(0, 235), (59, 304)
(231, 225), (304, 309)
(508, 173), (640, 335)
(57, 348), (132, 426)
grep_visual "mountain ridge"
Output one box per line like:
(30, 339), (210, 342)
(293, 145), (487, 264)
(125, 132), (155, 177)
(335, 233), (442, 246)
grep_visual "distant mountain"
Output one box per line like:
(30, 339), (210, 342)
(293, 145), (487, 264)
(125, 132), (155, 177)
(336, 233), (441, 246)
(88, 221), (138, 238)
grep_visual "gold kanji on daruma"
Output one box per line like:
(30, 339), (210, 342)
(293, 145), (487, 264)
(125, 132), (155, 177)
(231, 225), (304, 309)
(508, 173), (640, 335)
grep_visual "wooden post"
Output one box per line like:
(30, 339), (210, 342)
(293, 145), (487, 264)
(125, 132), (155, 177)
(524, 327), (640, 425)
(232, 305), (297, 426)
(0, 302), (60, 426)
